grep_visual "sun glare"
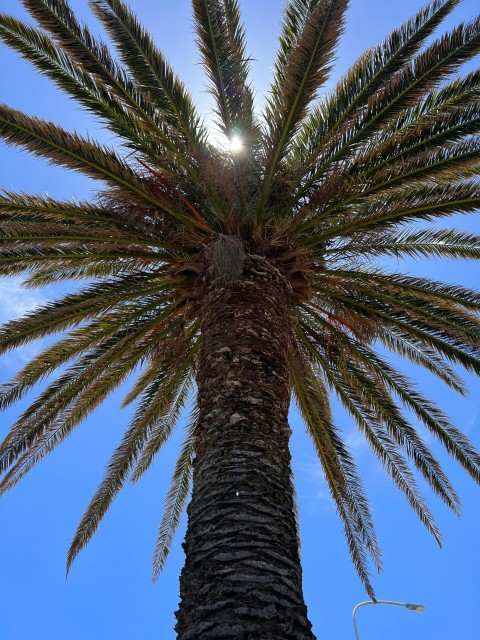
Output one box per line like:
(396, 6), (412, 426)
(229, 134), (244, 153)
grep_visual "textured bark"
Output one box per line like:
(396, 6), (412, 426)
(175, 255), (316, 640)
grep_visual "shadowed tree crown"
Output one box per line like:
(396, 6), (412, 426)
(0, 0), (480, 598)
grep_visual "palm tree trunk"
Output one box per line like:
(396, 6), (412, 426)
(175, 254), (316, 640)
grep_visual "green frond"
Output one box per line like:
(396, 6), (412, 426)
(313, 284), (480, 376)
(324, 362), (442, 545)
(89, 0), (208, 151)
(273, 0), (321, 74)
(283, 74), (480, 215)
(0, 323), (122, 412)
(359, 288), (479, 351)
(21, 0), (157, 127)
(152, 407), (198, 581)
(265, 0), (348, 134)
(300, 295), (467, 393)
(298, 135), (480, 228)
(352, 101), (480, 177)
(340, 353), (460, 513)
(0, 249), (173, 280)
(0, 191), (175, 243)
(318, 271), (480, 346)
(0, 285), (178, 411)
(0, 227), (171, 252)
(65, 336), (198, 573)
(364, 137), (480, 192)
(330, 270), (480, 310)
(0, 104), (207, 229)
(258, 0), (348, 215)
(0, 104), (137, 186)
(0, 308), (182, 477)
(0, 13), (169, 162)
(0, 324), (194, 500)
(294, 12), (480, 198)
(327, 271), (480, 349)
(290, 340), (380, 597)
(386, 331), (469, 394)
(0, 354), (141, 497)
(0, 329), (129, 481)
(415, 67), (480, 111)
(300, 0), (461, 151)
(356, 344), (480, 486)
(298, 307), (463, 511)
(130, 368), (195, 483)
(301, 181), (480, 240)
(318, 137), (480, 222)
(0, 191), (128, 233)
(65, 415), (155, 574)
(0, 280), (173, 356)
(192, 0), (256, 140)
(349, 15), (480, 135)
(0, 254), (166, 282)
(331, 228), (480, 262)
(19, 0), (211, 179)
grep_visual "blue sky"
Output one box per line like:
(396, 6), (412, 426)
(0, 1), (479, 639)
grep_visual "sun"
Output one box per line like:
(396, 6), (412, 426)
(229, 134), (244, 153)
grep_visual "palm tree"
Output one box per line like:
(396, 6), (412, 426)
(1, 0), (480, 637)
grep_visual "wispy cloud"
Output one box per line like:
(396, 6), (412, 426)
(344, 427), (368, 456)
(294, 453), (334, 515)
(0, 277), (53, 369)
(0, 277), (48, 323)
(464, 407), (480, 435)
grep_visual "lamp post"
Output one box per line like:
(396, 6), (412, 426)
(352, 600), (425, 640)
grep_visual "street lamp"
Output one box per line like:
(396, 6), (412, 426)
(352, 600), (425, 640)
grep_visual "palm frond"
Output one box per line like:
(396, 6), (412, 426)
(329, 270), (480, 310)
(0, 308), (184, 477)
(19, 0), (212, 180)
(335, 228), (480, 261)
(21, 0), (156, 126)
(65, 336), (198, 572)
(89, 0), (208, 151)
(0, 285), (178, 411)
(0, 191), (140, 235)
(0, 325), (121, 412)
(192, 0), (256, 140)
(258, 0), (348, 215)
(152, 407), (198, 580)
(0, 279), (173, 356)
(301, 181), (480, 240)
(297, 0), (461, 156)
(295, 13), (480, 197)
(0, 105), (212, 231)
(341, 355), (460, 512)
(300, 294), (467, 394)
(323, 360), (442, 545)
(290, 340), (380, 598)
(351, 100), (480, 177)
(362, 137), (480, 192)
(312, 285), (480, 376)
(299, 309), (462, 510)
(0, 13), (168, 162)
(130, 370), (195, 483)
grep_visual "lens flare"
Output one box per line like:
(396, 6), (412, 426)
(229, 134), (244, 153)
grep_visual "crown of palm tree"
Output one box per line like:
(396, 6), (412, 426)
(1, 0), (480, 597)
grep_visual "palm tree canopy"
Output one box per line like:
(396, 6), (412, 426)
(1, 0), (480, 597)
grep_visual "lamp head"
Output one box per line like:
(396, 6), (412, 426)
(405, 603), (425, 613)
